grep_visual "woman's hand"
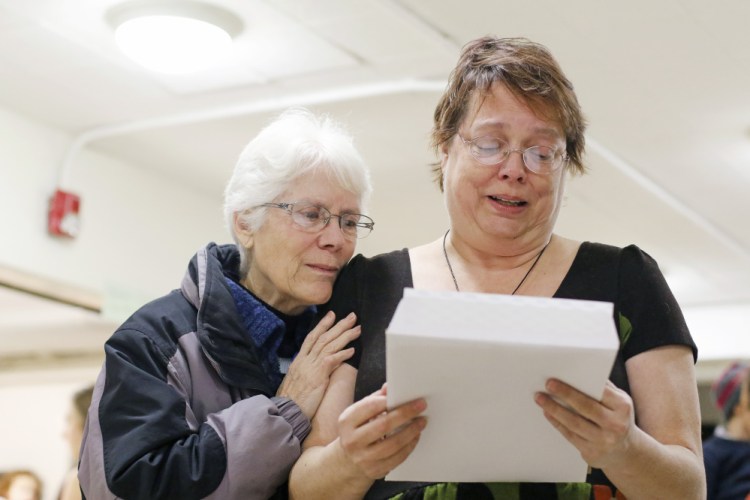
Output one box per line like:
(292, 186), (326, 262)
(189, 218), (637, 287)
(277, 311), (360, 419)
(337, 384), (427, 480)
(535, 379), (636, 470)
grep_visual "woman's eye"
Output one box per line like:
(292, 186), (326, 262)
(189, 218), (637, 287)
(474, 139), (505, 154)
(531, 147), (554, 162)
(342, 217), (359, 228)
(299, 208), (322, 221)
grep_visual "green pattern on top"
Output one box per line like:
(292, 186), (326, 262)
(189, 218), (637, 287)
(390, 481), (593, 500)
(391, 482), (460, 500)
(485, 482), (520, 499)
(556, 482), (592, 500)
(618, 312), (632, 345)
(423, 483), (459, 500)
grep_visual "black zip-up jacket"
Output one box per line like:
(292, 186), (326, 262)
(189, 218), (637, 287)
(79, 243), (311, 499)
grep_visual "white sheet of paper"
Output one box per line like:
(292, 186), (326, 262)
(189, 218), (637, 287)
(385, 288), (619, 483)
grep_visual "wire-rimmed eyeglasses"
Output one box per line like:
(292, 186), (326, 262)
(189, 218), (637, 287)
(259, 202), (374, 239)
(458, 134), (568, 174)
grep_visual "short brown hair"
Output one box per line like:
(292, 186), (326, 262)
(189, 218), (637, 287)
(431, 36), (587, 190)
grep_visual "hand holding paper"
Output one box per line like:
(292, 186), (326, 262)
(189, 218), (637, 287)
(535, 378), (637, 471)
(337, 383), (428, 481)
(385, 288), (619, 483)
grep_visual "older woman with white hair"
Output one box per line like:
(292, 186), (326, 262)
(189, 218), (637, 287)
(78, 108), (374, 500)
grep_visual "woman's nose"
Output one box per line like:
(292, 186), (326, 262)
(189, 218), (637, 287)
(318, 217), (348, 247)
(497, 150), (527, 180)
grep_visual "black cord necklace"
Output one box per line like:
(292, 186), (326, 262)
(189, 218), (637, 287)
(442, 229), (549, 294)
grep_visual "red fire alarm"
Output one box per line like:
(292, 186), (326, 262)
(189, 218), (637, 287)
(48, 189), (81, 238)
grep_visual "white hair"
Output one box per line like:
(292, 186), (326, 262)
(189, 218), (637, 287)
(223, 108), (372, 268)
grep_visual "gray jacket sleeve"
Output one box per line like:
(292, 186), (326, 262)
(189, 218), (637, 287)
(78, 327), (311, 500)
(202, 396), (311, 499)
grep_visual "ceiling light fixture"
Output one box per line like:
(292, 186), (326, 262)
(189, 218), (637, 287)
(106, 0), (243, 75)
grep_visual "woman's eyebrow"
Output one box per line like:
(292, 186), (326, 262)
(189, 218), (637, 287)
(470, 121), (564, 140)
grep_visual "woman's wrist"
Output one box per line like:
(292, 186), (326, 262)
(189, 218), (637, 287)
(330, 437), (377, 496)
(290, 438), (374, 500)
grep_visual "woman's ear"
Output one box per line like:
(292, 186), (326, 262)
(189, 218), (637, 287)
(233, 212), (254, 249)
(439, 144), (451, 182)
(440, 144), (450, 168)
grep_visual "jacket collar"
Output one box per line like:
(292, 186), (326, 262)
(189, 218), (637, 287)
(182, 243), (272, 392)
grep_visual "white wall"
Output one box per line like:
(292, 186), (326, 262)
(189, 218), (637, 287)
(0, 107), (229, 307)
(0, 367), (99, 500)
(0, 107), (229, 500)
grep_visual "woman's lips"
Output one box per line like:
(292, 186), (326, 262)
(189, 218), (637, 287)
(308, 263), (339, 275)
(488, 195), (527, 207)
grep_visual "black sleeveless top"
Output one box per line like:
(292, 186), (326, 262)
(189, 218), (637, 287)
(323, 242), (697, 500)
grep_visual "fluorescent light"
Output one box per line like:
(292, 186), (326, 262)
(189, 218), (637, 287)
(106, 1), (243, 75)
(114, 15), (231, 75)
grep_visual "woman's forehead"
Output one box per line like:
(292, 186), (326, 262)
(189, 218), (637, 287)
(463, 86), (564, 138)
(281, 173), (359, 208)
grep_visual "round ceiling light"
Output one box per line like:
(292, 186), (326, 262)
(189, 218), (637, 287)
(106, 1), (244, 75)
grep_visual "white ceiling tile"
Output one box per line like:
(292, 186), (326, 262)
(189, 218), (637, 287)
(266, 0), (386, 24)
(233, 23), (360, 79)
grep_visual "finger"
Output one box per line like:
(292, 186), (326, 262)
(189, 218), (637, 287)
(599, 381), (629, 410)
(376, 416), (427, 451)
(544, 379), (604, 423)
(339, 393), (389, 431)
(369, 434), (422, 480)
(321, 325), (361, 355)
(319, 348), (356, 374)
(299, 311), (336, 355)
(357, 398), (427, 446)
(535, 391), (599, 440)
(366, 418), (426, 474)
(308, 313), (357, 356)
(541, 407), (589, 448)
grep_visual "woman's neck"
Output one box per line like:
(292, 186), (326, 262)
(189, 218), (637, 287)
(410, 232), (580, 295)
(725, 417), (750, 440)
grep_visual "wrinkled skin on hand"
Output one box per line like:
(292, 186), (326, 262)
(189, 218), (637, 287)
(277, 311), (361, 420)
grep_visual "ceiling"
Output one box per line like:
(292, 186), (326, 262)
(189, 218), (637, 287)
(1, 0), (749, 371)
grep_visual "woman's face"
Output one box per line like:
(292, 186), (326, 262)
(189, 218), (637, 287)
(441, 82), (567, 248)
(238, 171), (360, 314)
(5, 474), (40, 500)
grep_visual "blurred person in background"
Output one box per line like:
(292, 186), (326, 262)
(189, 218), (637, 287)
(704, 361), (750, 500)
(0, 469), (42, 500)
(78, 108), (373, 499)
(58, 385), (93, 500)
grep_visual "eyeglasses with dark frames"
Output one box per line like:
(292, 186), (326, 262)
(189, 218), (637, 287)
(258, 202), (374, 239)
(458, 134), (568, 174)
